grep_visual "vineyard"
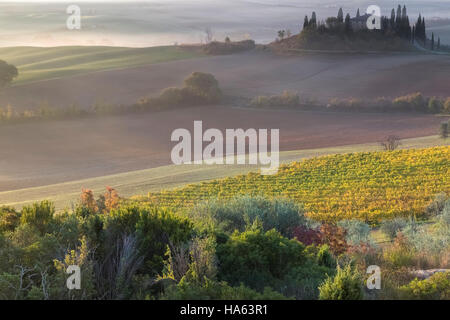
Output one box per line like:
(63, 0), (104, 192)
(142, 146), (450, 222)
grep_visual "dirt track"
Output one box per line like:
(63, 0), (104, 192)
(0, 105), (446, 192)
(1, 51), (450, 110)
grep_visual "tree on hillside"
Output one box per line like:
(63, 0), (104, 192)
(431, 32), (435, 50)
(390, 9), (396, 29)
(0, 60), (18, 89)
(402, 5), (407, 20)
(337, 8), (344, 23)
(396, 5), (402, 27)
(345, 13), (352, 34)
(414, 14), (427, 43)
(277, 30), (286, 40)
(422, 17), (426, 45)
(303, 15), (309, 29)
(356, 8), (360, 19)
(437, 37), (441, 50)
(310, 12), (317, 28)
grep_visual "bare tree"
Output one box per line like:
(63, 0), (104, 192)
(164, 237), (217, 284)
(189, 237), (217, 283)
(166, 240), (190, 282)
(96, 234), (144, 299)
(204, 27), (214, 43)
(380, 135), (401, 151)
(0, 265), (36, 300)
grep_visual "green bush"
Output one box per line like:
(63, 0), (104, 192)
(190, 195), (306, 237)
(441, 200), (450, 225)
(202, 40), (256, 55)
(102, 204), (194, 276)
(425, 192), (448, 217)
(20, 201), (55, 235)
(0, 207), (21, 232)
(0, 59), (18, 89)
(318, 264), (363, 300)
(153, 72), (222, 108)
(158, 87), (186, 106)
(428, 97), (444, 113)
(401, 202), (450, 265)
(217, 228), (307, 290)
(380, 217), (407, 239)
(283, 244), (336, 299)
(382, 233), (416, 268)
(444, 98), (450, 113)
(337, 219), (371, 245)
(326, 97), (364, 111)
(216, 227), (334, 298)
(392, 92), (426, 112)
(162, 277), (287, 300)
(183, 72), (222, 103)
(399, 272), (450, 300)
(250, 91), (300, 108)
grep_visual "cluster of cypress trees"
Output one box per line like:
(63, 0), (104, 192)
(303, 12), (317, 29)
(413, 13), (426, 42)
(379, 5), (412, 40)
(301, 5), (441, 50)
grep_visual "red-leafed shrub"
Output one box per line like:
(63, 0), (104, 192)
(319, 224), (349, 256)
(292, 225), (322, 246)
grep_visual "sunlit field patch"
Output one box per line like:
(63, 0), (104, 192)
(142, 146), (450, 223)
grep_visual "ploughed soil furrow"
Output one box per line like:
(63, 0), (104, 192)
(0, 105), (446, 191)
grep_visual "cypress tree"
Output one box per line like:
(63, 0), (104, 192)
(416, 14), (424, 42)
(390, 9), (396, 29)
(437, 37), (441, 50)
(423, 17), (426, 36)
(337, 8), (344, 23)
(303, 15), (309, 29)
(310, 12), (317, 28)
(356, 8), (360, 19)
(406, 16), (411, 40)
(382, 17), (389, 33)
(345, 13), (352, 33)
(396, 5), (402, 26)
(431, 32), (435, 50)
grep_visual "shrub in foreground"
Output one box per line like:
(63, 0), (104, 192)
(190, 196), (306, 237)
(216, 227), (335, 298)
(318, 264), (364, 300)
(162, 277), (287, 300)
(399, 272), (450, 300)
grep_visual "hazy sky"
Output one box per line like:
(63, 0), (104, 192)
(0, 0), (449, 47)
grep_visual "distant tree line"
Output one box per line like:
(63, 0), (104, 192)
(301, 5), (442, 50)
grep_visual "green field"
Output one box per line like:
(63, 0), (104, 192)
(1, 135), (448, 211)
(0, 46), (204, 84)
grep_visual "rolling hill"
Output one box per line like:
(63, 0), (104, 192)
(0, 45), (204, 84)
